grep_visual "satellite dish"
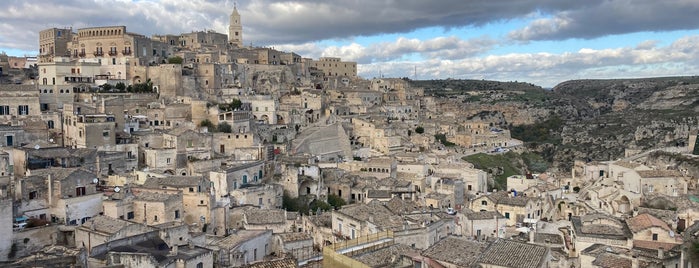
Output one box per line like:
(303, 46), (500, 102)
(114, 186), (121, 193)
(92, 178), (99, 184)
(34, 144), (40, 150)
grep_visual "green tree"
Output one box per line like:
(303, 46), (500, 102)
(415, 126), (424, 134)
(327, 194), (346, 209)
(115, 82), (126, 91)
(282, 192), (310, 214)
(309, 199), (332, 213)
(199, 119), (216, 132)
(230, 98), (242, 110)
(167, 56), (184, 64)
(217, 122), (232, 133)
(132, 79), (154, 93)
(434, 133), (455, 146)
(101, 83), (113, 91)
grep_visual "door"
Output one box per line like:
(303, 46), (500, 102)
(5, 136), (12, 146)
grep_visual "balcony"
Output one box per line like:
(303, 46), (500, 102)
(93, 51), (104, 57)
(108, 50), (118, 56)
(78, 52), (86, 58)
(122, 50), (132, 55)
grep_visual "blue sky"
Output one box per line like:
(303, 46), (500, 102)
(3, 0), (699, 87)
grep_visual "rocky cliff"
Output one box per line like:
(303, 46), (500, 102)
(413, 76), (699, 172)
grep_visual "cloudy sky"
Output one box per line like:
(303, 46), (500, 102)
(3, 0), (699, 87)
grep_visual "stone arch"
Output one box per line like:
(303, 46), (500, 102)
(277, 114), (285, 124)
(617, 195), (631, 214)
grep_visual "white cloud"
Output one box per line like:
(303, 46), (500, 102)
(359, 36), (699, 87)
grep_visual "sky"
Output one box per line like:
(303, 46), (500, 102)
(3, 0), (699, 87)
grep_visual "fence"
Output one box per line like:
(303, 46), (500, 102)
(322, 230), (394, 268)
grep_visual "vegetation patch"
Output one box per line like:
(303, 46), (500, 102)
(462, 152), (524, 191)
(510, 115), (563, 144)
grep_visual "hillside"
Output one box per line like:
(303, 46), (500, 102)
(413, 76), (699, 172)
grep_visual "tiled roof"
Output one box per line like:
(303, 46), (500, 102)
(306, 213), (332, 228)
(276, 232), (312, 243)
(353, 244), (415, 267)
(247, 258), (297, 268)
(637, 170), (683, 178)
(142, 176), (204, 188)
(134, 191), (181, 202)
(336, 201), (403, 230)
(534, 233), (564, 245)
(385, 197), (420, 215)
(464, 210), (504, 221)
(367, 190), (392, 199)
(571, 216), (631, 240)
(422, 236), (488, 267)
(208, 229), (271, 249)
(626, 213), (670, 233)
(591, 253), (632, 268)
(478, 239), (547, 268)
(245, 208), (287, 225)
(79, 215), (131, 235)
(633, 240), (681, 251)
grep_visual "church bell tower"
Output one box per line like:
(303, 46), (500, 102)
(229, 3), (243, 47)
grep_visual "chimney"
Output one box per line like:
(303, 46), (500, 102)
(170, 245), (178, 256)
(658, 247), (664, 259)
(631, 255), (638, 268)
(528, 228), (535, 243)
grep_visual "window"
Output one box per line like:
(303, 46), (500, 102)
(127, 211), (134, 219)
(18, 105), (29, 115)
(254, 248), (257, 260)
(189, 187), (194, 193)
(102, 130), (109, 137)
(504, 212), (510, 219)
(29, 191), (38, 199)
(481, 200), (487, 206)
(75, 186), (86, 196)
(175, 210), (180, 219)
(652, 233), (658, 241)
(166, 158), (171, 164)
(196, 263), (203, 268)
(0, 106), (8, 115)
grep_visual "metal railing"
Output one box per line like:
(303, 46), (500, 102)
(322, 230), (394, 268)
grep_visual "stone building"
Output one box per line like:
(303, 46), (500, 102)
(141, 176), (215, 225)
(74, 215), (155, 254)
(206, 229), (273, 267)
(38, 28), (73, 63)
(0, 84), (41, 124)
(309, 57), (356, 77)
(460, 209), (506, 240)
(62, 103), (116, 149)
(130, 189), (184, 225)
